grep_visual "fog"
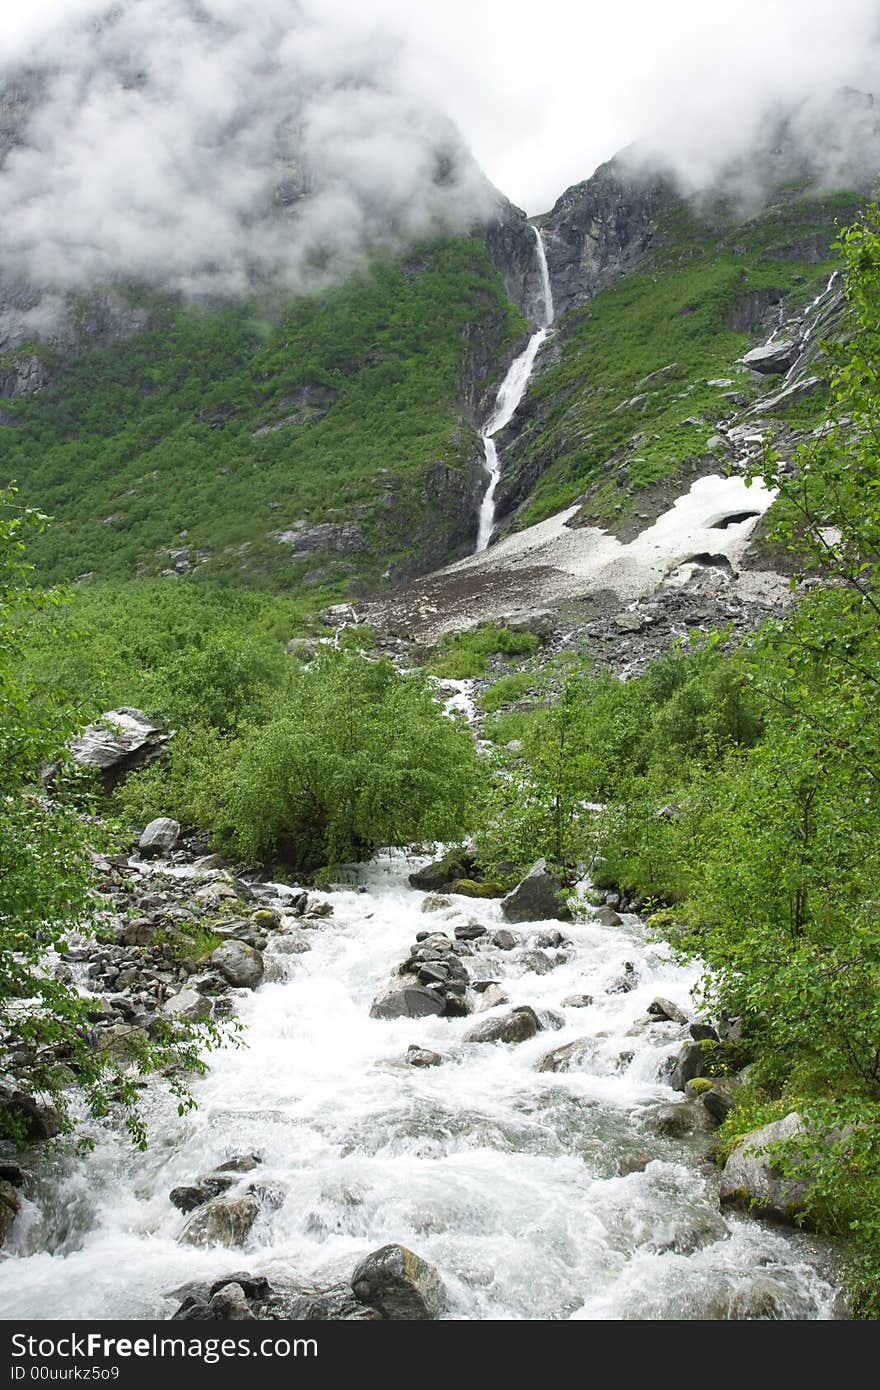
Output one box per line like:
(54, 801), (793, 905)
(1, 0), (878, 316)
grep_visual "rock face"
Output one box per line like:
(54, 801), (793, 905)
(465, 1006), (540, 1045)
(65, 708), (172, 788)
(539, 159), (676, 318)
(138, 817), (181, 856)
(351, 1244), (446, 1321)
(484, 196), (552, 325)
(501, 860), (571, 923)
(719, 1112), (812, 1224)
(180, 1194), (261, 1248)
(210, 940), (264, 990)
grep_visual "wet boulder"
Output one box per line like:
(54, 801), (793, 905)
(535, 1037), (595, 1073)
(0, 1180), (21, 1248)
(351, 1244), (446, 1320)
(408, 851), (477, 893)
(647, 997), (689, 1025)
(520, 949), (556, 975)
(180, 1194), (260, 1247)
(561, 993), (593, 1008)
(719, 1112), (812, 1224)
(669, 1041), (711, 1092)
(210, 940), (264, 990)
(476, 983), (509, 1012)
(421, 893), (451, 913)
(465, 1006), (540, 1044)
(501, 860), (571, 923)
(492, 929), (517, 950)
(370, 986), (446, 1020)
(138, 817), (181, 856)
(405, 1046), (444, 1068)
(170, 1176), (236, 1213)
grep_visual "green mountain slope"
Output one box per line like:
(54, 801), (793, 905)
(1, 235), (524, 590)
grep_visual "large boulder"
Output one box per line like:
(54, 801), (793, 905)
(500, 860), (571, 923)
(351, 1244), (446, 1320)
(180, 1194), (260, 1247)
(65, 707), (172, 788)
(408, 850), (477, 893)
(138, 817), (181, 856)
(669, 1041), (710, 1091)
(369, 986), (446, 1020)
(740, 340), (797, 374)
(210, 940), (264, 990)
(719, 1112), (813, 1225)
(465, 1006), (540, 1044)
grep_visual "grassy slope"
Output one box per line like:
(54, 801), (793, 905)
(511, 188), (861, 528)
(1, 236), (524, 590)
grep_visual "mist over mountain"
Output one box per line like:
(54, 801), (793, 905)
(0, 0), (494, 339)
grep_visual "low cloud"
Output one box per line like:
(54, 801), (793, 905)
(0, 0), (495, 327)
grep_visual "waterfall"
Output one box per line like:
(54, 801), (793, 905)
(476, 227), (555, 553)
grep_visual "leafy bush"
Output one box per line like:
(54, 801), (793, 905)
(428, 623), (540, 679)
(0, 492), (227, 1146)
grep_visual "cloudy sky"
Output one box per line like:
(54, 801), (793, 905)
(4, 0), (878, 213)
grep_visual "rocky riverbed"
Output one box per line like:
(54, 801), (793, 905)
(0, 840), (845, 1320)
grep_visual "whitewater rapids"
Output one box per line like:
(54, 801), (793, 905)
(0, 854), (840, 1321)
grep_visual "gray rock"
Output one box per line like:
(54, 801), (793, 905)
(592, 906), (623, 927)
(521, 949), (557, 975)
(643, 1101), (712, 1138)
(669, 1041), (710, 1091)
(501, 859), (571, 923)
(647, 997), (689, 1024)
(285, 638), (319, 662)
(561, 993), (593, 1008)
(465, 1006), (540, 1044)
(370, 987), (446, 1020)
(719, 1112), (812, 1224)
(138, 817), (181, 856)
(0, 1179), (21, 1248)
(351, 1244), (446, 1320)
(476, 983), (509, 1011)
(741, 340), (797, 374)
(65, 707), (171, 787)
(210, 941), (264, 990)
(535, 1037), (594, 1073)
(208, 1282), (251, 1320)
(170, 1177), (235, 1213)
(215, 1155), (262, 1174)
(420, 893), (451, 913)
(180, 1194), (260, 1247)
(405, 1046), (443, 1068)
(164, 989), (212, 1022)
(492, 929), (517, 950)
